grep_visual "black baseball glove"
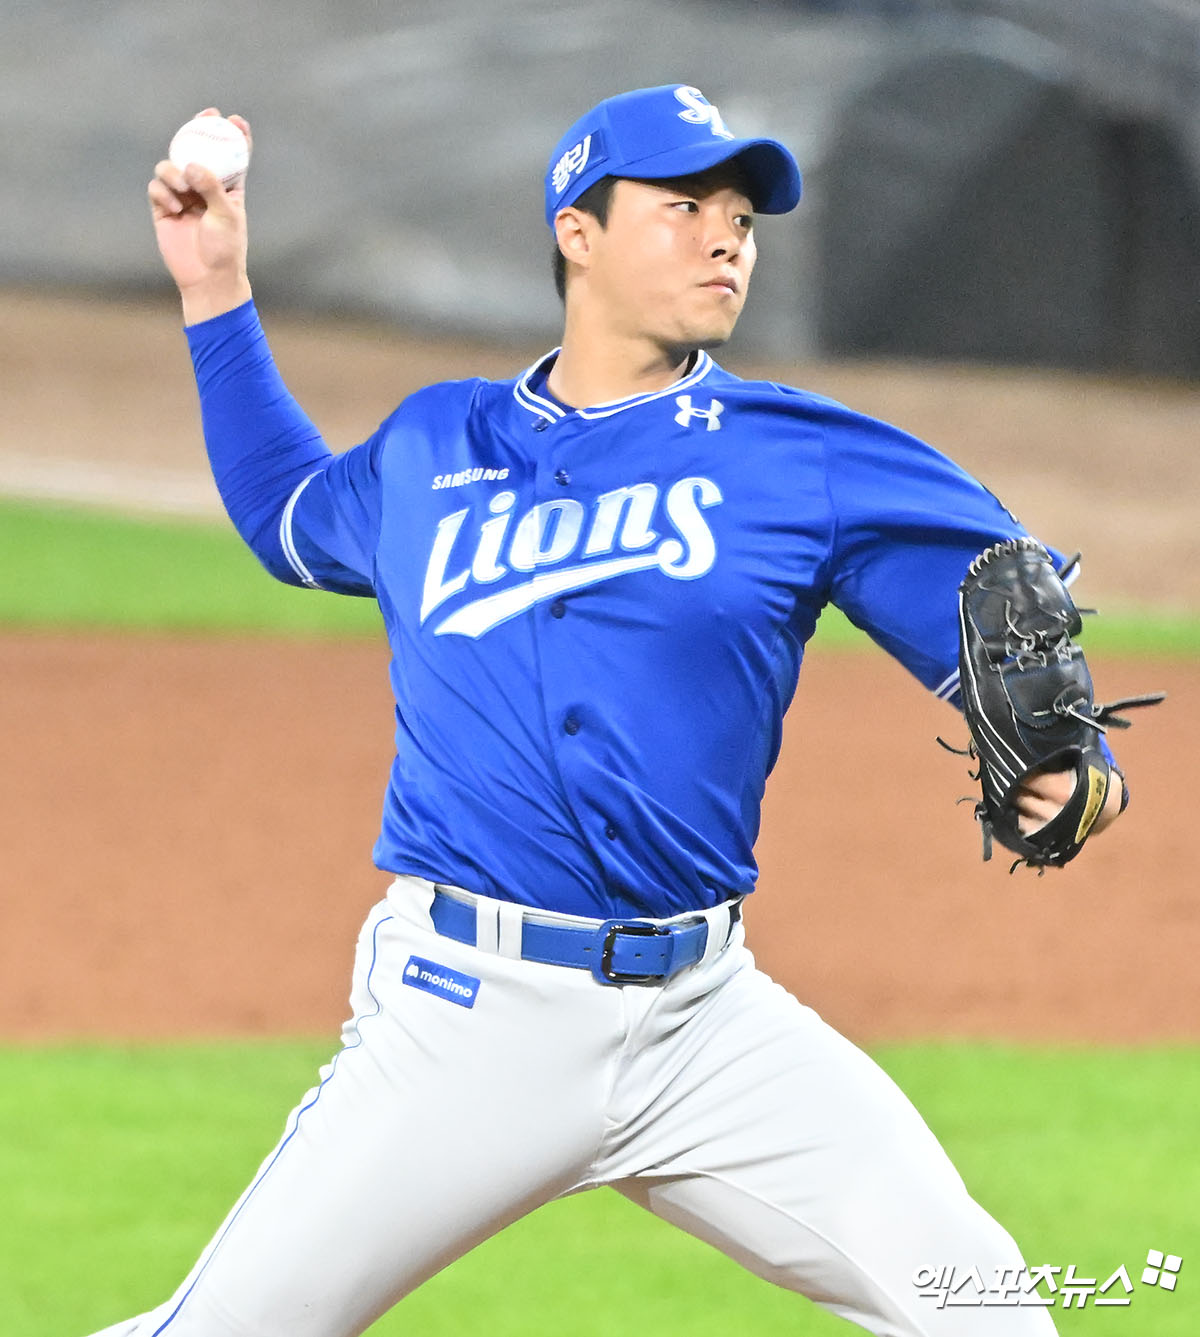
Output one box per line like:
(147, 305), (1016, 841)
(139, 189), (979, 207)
(950, 538), (1164, 871)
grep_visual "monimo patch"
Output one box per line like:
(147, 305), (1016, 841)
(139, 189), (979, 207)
(402, 955), (480, 1009)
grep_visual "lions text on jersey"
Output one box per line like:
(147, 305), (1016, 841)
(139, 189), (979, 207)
(189, 302), (1036, 919)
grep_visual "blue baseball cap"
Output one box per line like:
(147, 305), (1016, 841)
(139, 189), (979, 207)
(545, 84), (802, 227)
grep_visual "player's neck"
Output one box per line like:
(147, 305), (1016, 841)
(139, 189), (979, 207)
(548, 321), (694, 408)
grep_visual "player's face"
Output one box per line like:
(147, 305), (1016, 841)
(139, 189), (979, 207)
(585, 170), (757, 352)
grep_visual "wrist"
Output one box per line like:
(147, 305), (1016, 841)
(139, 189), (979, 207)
(181, 275), (253, 327)
(1091, 765), (1126, 836)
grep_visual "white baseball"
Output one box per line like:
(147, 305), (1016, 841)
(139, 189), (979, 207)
(168, 115), (250, 189)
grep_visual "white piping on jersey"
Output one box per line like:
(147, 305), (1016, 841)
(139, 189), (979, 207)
(934, 669), (960, 701)
(280, 471), (323, 589)
(513, 349), (715, 424)
(513, 373), (566, 423)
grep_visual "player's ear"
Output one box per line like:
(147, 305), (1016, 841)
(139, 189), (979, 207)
(554, 207), (595, 274)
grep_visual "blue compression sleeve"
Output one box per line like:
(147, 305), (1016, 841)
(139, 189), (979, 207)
(185, 300), (332, 584)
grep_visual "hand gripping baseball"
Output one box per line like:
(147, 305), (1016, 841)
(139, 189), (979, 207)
(947, 538), (1165, 871)
(148, 108), (252, 323)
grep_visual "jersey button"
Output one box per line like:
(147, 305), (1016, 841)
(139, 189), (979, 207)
(550, 599), (566, 619)
(533, 418), (549, 433)
(604, 823), (618, 840)
(554, 468), (570, 485)
(563, 715), (580, 736)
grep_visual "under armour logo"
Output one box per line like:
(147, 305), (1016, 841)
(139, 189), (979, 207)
(675, 395), (724, 431)
(674, 86), (734, 141)
(552, 135), (592, 195)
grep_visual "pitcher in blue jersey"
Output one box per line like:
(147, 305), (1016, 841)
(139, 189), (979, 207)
(113, 86), (1127, 1337)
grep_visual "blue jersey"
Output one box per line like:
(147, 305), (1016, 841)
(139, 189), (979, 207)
(188, 302), (1046, 919)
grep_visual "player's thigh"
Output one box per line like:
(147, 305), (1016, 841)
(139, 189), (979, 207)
(614, 961), (1055, 1335)
(89, 896), (616, 1337)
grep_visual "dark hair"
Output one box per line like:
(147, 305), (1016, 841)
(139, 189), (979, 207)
(551, 175), (617, 302)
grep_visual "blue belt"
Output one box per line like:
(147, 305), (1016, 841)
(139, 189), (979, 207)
(429, 889), (741, 986)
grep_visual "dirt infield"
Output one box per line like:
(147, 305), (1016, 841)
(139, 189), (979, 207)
(1, 634), (1192, 1044)
(0, 291), (1196, 1044)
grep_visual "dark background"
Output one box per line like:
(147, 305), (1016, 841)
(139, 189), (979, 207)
(3, 0), (1197, 373)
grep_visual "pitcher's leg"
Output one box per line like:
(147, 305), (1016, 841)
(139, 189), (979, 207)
(86, 893), (617, 1337)
(612, 954), (1056, 1335)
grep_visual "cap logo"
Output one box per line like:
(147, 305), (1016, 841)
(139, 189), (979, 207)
(674, 86), (734, 141)
(552, 133), (593, 196)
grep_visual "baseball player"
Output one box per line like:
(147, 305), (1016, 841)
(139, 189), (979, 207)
(113, 86), (1130, 1337)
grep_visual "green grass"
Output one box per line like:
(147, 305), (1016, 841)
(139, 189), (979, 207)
(0, 500), (382, 638)
(1, 498), (1197, 652)
(2, 1041), (1195, 1335)
(2, 500), (1193, 1330)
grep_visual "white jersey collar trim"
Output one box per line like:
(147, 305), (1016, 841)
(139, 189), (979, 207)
(513, 348), (715, 423)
